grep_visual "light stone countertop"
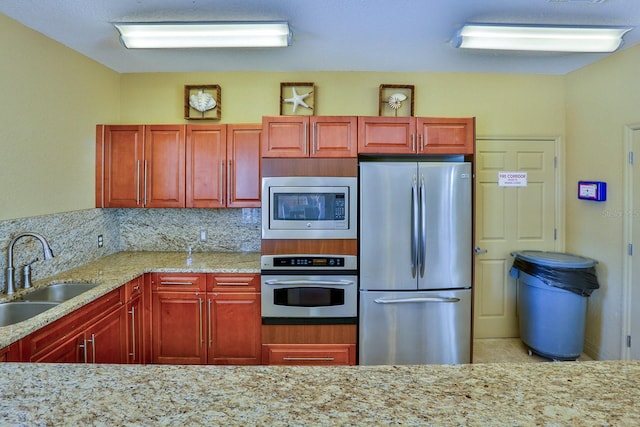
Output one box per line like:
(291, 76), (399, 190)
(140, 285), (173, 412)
(1, 360), (639, 426)
(0, 251), (261, 349)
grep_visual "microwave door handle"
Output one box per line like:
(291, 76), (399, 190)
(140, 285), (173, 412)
(264, 279), (354, 286)
(411, 175), (418, 278)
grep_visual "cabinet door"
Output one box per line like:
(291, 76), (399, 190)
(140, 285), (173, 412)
(31, 331), (84, 363)
(311, 116), (358, 158)
(144, 125), (186, 208)
(0, 342), (21, 362)
(227, 125), (262, 207)
(152, 291), (206, 364)
(186, 125), (227, 208)
(357, 116), (416, 154)
(417, 117), (475, 154)
(85, 306), (126, 364)
(102, 125), (144, 207)
(262, 116), (308, 157)
(207, 292), (261, 365)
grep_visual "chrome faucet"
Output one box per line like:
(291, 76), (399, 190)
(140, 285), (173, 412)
(5, 232), (54, 295)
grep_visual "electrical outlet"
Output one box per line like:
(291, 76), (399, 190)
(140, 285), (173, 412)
(97, 235), (104, 248)
(199, 228), (207, 242)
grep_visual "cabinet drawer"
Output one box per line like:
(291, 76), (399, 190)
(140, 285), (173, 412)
(152, 273), (206, 292)
(262, 344), (356, 366)
(209, 274), (260, 292)
(124, 277), (143, 301)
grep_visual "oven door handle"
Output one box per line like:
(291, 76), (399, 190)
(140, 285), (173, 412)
(264, 279), (355, 286)
(374, 297), (461, 304)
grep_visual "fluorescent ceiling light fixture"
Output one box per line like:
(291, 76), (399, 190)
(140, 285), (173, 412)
(453, 24), (631, 53)
(113, 21), (291, 48)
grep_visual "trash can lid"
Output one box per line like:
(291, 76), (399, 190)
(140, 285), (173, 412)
(511, 250), (598, 268)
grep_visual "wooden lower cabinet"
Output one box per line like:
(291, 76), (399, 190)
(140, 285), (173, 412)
(262, 344), (356, 366)
(150, 273), (261, 365)
(0, 342), (20, 362)
(25, 288), (126, 363)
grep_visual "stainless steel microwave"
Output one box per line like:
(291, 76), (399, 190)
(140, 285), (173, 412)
(261, 176), (357, 239)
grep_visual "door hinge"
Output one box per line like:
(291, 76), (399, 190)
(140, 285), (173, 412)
(629, 243), (634, 256)
(627, 335), (632, 348)
(630, 151), (635, 165)
(554, 156), (558, 168)
(554, 228), (557, 240)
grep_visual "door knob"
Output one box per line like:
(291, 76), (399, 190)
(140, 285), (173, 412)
(474, 246), (488, 255)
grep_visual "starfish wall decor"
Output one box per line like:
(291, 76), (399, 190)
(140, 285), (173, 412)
(280, 82), (315, 115)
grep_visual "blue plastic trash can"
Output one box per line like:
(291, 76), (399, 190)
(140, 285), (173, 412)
(510, 251), (599, 361)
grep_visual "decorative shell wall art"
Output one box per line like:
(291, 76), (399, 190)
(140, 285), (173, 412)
(190, 90), (216, 115)
(184, 85), (221, 120)
(387, 93), (407, 111)
(280, 82), (315, 115)
(378, 84), (415, 117)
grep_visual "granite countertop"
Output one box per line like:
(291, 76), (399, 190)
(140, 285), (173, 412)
(0, 251), (261, 348)
(1, 360), (639, 425)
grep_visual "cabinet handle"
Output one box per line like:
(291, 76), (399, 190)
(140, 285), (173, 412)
(79, 339), (88, 364)
(219, 160), (224, 205)
(215, 282), (248, 286)
(160, 281), (194, 286)
(282, 357), (335, 361)
(419, 134), (424, 152)
(136, 160), (141, 205)
(143, 160), (148, 206)
(133, 285), (140, 292)
(311, 122), (316, 155)
(411, 134), (416, 152)
(207, 298), (212, 348)
(129, 306), (136, 361)
(304, 123), (308, 155)
(227, 159), (232, 206)
(87, 334), (96, 364)
(198, 297), (204, 347)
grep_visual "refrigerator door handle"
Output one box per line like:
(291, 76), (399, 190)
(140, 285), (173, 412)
(373, 297), (461, 304)
(419, 175), (426, 278)
(411, 175), (419, 278)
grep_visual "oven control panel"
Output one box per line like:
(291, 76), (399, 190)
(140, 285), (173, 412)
(261, 254), (357, 271)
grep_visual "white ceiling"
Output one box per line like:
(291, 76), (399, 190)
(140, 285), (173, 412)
(2, 0), (639, 75)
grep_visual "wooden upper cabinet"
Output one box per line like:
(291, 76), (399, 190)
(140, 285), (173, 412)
(417, 117), (475, 154)
(185, 124), (261, 208)
(186, 125), (227, 208)
(100, 125), (145, 207)
(262, 116), (357, 158)
(227, 125), (262, 207)
(357, 116), (416, 154)
(97, 124), (185, 208)
(358, 116), (475, 155)
(144, 125), (186, 208)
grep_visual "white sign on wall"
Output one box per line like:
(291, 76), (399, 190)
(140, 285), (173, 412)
(498, 171), (528, 187)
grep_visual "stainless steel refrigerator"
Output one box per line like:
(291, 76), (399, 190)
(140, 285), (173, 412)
(359, 161), (472, 365)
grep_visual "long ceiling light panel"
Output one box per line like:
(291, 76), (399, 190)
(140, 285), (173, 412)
(114, 21), (292, 48)
(454, 24), (631, 53)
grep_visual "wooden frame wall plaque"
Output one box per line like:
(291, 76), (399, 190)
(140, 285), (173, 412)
(184, 85), (221, 120)
(379, 84), (414, 117)
(280, 82), (315, 116)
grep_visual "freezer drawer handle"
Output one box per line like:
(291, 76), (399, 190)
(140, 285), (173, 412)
(264, 279), (354, 286)
(373, 297), (461, 304)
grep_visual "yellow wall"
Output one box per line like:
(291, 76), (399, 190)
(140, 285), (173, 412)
(120, 71), (565, 138)
(565, 45), (640, 360)
(0, 14), (120, 221)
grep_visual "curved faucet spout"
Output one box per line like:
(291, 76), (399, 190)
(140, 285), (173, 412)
(5, 232), (54, 295)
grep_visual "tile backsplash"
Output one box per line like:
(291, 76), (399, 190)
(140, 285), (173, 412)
(0, 208), (261, 291)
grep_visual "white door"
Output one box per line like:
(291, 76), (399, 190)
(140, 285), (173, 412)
(474, 138), (559, 338)
(627, 126), (640, 359)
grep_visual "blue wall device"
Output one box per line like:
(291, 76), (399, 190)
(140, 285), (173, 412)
(578, 181), (607, 201)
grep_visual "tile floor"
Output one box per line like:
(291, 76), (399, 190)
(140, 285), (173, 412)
(473, 338), (593, 363)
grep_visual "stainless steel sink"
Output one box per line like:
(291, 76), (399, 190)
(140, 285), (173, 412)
(0, 301), (59, 327)
(21, 283), (98, 302)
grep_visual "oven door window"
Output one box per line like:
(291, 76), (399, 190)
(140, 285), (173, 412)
(273, 287), (345, 307)
(272, 193), (345, 221)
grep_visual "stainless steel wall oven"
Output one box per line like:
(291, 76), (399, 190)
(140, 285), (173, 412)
(261, 254), (358, 325)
